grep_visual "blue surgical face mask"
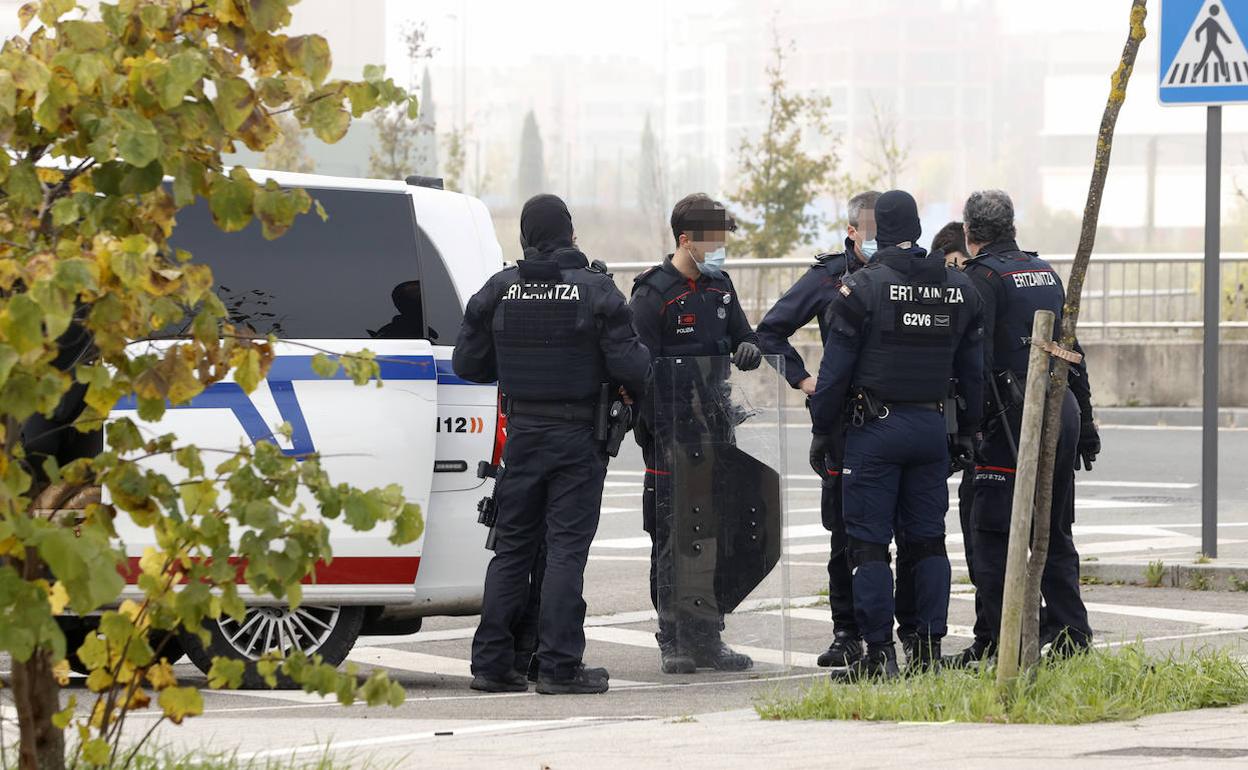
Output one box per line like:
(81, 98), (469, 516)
(697, 247), (727, 277)
(860, 239), (878, 260)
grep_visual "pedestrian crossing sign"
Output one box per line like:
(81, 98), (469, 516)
(1160, 0), (1248, 104)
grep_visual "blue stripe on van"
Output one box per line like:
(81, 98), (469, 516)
(435, 358), (494, 387)
(113, 354), (437, 458)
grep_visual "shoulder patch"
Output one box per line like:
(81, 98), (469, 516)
(814, 250), (846, 267)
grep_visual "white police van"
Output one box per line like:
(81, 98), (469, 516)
(111, 171), (504, 683)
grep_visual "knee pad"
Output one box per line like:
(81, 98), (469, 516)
(847, 537), (891, 571)
(899, 536), (947, 562)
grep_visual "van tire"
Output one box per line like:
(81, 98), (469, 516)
(180, 605), (365, 690)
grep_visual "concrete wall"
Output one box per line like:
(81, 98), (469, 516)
(787, 339), (1248, 407)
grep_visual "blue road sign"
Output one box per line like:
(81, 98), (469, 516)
(1160, 0), (1248, 104)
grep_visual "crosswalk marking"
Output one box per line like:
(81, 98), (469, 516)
(346, 646), (644, 688)
(583, 626), (822, 669)
(951, 594), (1248, 629)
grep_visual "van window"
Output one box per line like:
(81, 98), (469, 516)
(171, 187), (446, 340)
(413, 224), (464, 345)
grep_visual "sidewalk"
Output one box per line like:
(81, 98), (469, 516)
(1096, 407), (1248, 428)
(197, 704), (1248, 769)
(1081, 539), (1248, 590)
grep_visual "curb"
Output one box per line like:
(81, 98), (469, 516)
(1080, 559), (1248, 591)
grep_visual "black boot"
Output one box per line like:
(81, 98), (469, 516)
(830, 643), (900, 683)
(658, 630), (695, 674)
(536, 664), (610, 695)
(692, 640), (753, 672)
(470, 669), (528, 693)
(899, 632), (920, 668)
(816, 632), (864, 668)
(941, 638), (994, 670)
(907, 636), (942, 674)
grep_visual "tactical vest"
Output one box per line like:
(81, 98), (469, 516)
(851, 259), (970, 403)
(633, 266), (734, 358)
(972, 250), (1064, 376)
(493, 259), (604, 402)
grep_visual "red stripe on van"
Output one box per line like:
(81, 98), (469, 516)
(122, 556), (421, 586)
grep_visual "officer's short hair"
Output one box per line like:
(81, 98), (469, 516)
(846, 191), (881, 229)
(670, 193), (737, 245)
(930, 221), (967, 257)
(963, 190), (1017, 246)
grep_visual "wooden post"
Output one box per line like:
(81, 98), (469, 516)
(995, 309), (1056, 689)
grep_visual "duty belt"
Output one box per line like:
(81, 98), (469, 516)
(507, 399), (597, 423)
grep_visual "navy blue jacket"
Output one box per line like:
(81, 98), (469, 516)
(810, 246), (985, 437)
(756, 237), (865, 388)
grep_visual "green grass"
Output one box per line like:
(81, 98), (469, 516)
(1144, 560), (1167, 588)
(25, 743), (397, 770)
(756, 645), (1248, 725)
(1187, 572), (1212, 591)
(1229, 575), (1248, 592)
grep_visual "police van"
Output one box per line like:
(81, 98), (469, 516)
(109, 171), (504, 682)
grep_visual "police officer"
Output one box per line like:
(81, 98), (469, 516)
(757, 191), (919, 669)
(809, 190), (984, 680)
(455, 194), (651, 694)
(630, 193), (762, 674)
(928, 220), (994, 664)
(953, 189), (1094, 666)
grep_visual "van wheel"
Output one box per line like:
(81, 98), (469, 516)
(180, 605), (365, 690)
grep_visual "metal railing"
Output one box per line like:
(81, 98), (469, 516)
(607, 253), (1248, 335)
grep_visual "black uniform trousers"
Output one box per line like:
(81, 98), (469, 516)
(971, 388), (1093, 651)
(471, 415), (608, 679)
(956, 469), (992, 646)
(822, 472), (919, 641)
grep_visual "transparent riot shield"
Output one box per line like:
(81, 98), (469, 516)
(652, 354), (789, 674)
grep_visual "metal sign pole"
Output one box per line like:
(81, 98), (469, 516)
(1202, 104), (1221, 559)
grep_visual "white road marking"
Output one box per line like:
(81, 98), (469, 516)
(951, 594), (1248, 629)
(1075, 480), (1198, 490)
(583, 626), (822, 669)
(773, 608), (977, 639)
(589, 555), (652, 562)
(209, 689), (344, 705)
(238, 719), (580, 760)
(346, 647), (645, 688)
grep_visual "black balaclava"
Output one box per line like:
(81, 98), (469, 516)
(874, 190), (922, 249)
(519, 194), (574, 254)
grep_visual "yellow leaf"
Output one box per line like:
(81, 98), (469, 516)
(158, 686), (203, 724)
(86, 668), (114, 692)
(47, 580), (69, 615)
(82, 738), (110, 766)
(52, 658), (70, 686)
(125, 686), (151, 710)
(138, 546), (165, 577)
(146, 660), (177, 690)
(0, 536), (23, 558)
(118, 599), (142, 622)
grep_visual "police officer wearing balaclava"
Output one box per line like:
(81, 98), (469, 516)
(809, 190), (984, 680)
(455, 194), (651, 694)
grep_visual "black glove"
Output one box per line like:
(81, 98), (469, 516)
(1077, 420), (1101, 471)
(732, 342), (761, 371)
(809, 433), (843, 478)
(949, 433), (975, 475)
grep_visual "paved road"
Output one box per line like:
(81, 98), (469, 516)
(4, 423), (1247, 763)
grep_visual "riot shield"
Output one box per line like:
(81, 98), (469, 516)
(652, 354), (790, 673)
